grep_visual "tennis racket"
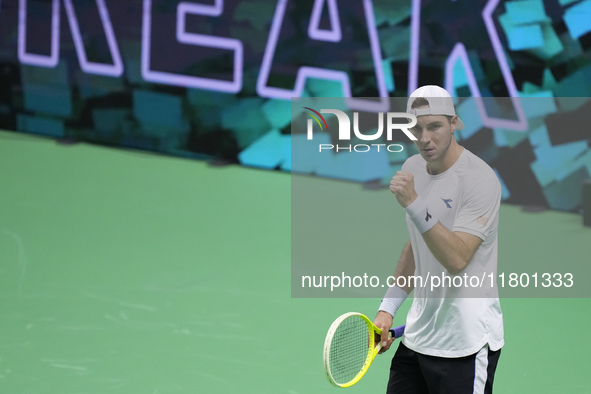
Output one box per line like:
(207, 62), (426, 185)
(323, 312), (405, 388)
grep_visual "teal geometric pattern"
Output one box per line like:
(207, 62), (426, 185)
(0, 0), (590, 212)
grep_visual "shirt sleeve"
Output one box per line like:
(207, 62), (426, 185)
(452, 176), (501, 241)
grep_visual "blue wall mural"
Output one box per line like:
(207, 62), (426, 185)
(0, 0), (590, 211)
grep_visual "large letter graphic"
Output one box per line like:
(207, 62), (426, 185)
(257, 0), (389, 112)
(141, 0), (243, 93)
(308, 0), (341, 42)
(18, 0), (123, 76)
(409, 0), (527, 130)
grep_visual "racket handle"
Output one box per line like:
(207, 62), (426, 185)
(389, 324), (406, 339)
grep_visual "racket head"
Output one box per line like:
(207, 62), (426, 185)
(323, 312), (379, 388)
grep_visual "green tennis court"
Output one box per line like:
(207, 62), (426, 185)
(1, 130), (590, 393)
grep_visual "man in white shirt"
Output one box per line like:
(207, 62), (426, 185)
(374, 86), (503, 394)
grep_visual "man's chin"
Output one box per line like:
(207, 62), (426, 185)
(420, 152), (437, 162)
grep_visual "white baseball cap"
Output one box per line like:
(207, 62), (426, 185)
(406, 85), (465, 130)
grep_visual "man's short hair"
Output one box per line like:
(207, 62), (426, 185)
(410, 97), (430, 109)
(410, 97), (453, 125)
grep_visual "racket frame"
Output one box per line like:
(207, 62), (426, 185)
(323, 312), (394, 388)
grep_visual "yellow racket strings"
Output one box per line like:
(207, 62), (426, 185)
(329, 316), (371, 385)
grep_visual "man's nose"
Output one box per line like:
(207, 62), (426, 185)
(419, 132), (431, 144)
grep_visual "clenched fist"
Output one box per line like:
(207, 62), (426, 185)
(389, 171), (418, 208)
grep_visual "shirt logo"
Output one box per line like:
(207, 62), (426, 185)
(477, 216), (489, 226)
(441, 198), (453, 208)
(425, 209), (432, 222)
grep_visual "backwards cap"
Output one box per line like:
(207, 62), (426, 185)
(406, 85), (465, 130)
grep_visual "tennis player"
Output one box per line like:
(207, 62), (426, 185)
(374, 86), (503, 394)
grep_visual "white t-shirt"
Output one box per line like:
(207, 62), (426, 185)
(401, 148), (504, 358)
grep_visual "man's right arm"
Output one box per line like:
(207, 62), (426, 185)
(391, 239), (416, 294)
(374, 240), (415, 353)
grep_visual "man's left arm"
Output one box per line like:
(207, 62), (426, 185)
(390, 170), (500, 275)
(420, 224), (482, 275)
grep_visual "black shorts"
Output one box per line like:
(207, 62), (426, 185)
(386, 342), (501, 394)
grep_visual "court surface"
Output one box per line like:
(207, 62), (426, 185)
(1, 130), (590, 394)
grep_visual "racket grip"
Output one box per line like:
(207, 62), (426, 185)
(390, 324), (405, 339)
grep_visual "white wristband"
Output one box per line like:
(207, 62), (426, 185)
(378, 285), (408, 319)
(405, 196), (438, 234)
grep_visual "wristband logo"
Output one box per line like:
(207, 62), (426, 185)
(304, 108), (417, 153)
